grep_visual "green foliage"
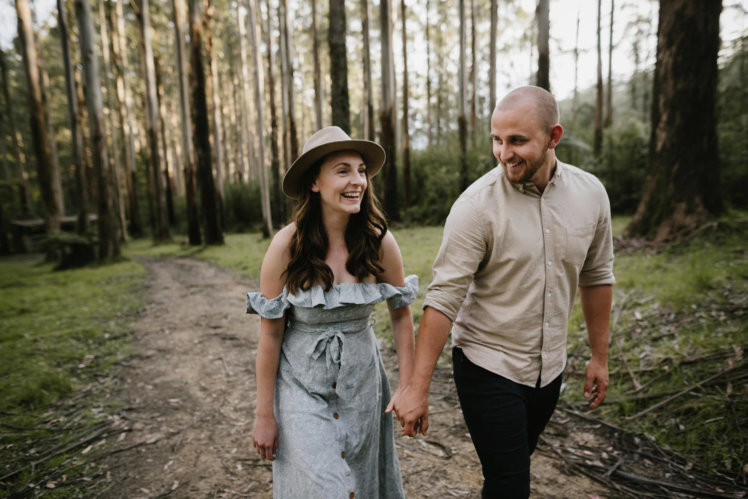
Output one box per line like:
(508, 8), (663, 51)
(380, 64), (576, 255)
(223, 181), (264, 232)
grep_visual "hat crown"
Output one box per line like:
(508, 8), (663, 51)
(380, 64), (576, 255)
(302, 126), (351, 154)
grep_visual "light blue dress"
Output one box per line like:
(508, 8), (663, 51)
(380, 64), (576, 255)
(246, 275), (418, 499)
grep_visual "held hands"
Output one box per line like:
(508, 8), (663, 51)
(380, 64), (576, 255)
(252, 414), (279, 461)
(385, 385), (429, 437)
(584, 357), (609, 410)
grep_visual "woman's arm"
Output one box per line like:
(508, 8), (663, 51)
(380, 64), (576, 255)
(252, 225), (293, 461)
(378, 232), (416, 388)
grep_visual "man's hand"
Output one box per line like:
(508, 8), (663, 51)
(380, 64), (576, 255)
(584, 356), (609, 409)
(386, 385), (429, 436)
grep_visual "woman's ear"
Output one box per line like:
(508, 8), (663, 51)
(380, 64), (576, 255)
(311, 181), (320, 193)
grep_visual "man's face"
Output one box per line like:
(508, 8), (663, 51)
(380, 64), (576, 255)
(490, 105), (553, 186)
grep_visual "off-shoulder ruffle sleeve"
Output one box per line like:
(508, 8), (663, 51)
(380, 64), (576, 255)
(246, 289), (290, 318)
(378, 274), (419, 308)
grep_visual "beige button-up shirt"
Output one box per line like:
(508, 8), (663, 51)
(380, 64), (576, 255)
(423, 160), (615, 388)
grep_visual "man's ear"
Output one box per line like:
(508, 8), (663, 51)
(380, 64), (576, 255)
(547, 124), (564, 149)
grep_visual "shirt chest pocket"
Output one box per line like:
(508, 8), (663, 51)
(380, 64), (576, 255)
(561, 224), (597, 269)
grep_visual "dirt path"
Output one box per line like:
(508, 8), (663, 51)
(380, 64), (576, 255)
(104, 257), (616, 498)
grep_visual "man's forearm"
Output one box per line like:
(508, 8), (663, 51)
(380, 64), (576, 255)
(579, 285), (613, 360)
(410, 306), (453, 393)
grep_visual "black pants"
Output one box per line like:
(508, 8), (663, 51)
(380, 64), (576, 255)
(452, 347), (562, 499)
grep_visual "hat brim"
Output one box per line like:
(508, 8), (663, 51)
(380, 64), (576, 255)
(282, 140), (386, 199)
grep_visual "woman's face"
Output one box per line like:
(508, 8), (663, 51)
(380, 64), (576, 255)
(311, 151), (367, 216)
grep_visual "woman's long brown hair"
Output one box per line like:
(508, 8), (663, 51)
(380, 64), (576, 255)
(284, 160), (388, 294)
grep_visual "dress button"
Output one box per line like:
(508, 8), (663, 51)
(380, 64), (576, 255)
(350, 493), (354, 499)
(341, 451), (346, 458)
(332, 382), (337, 389)
(333, 412), (339, 419)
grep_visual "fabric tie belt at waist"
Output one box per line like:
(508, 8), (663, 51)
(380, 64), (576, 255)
(287, 318), (373, 370)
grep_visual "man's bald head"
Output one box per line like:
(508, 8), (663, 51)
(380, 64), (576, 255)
(494, 86), (560, 132)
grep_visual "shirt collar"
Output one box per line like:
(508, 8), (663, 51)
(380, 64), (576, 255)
(507, 159), (563, 195)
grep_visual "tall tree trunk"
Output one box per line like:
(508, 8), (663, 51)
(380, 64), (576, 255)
(278, 0), (298, 169)
(361, 0), (374, 141)
(604, 0), (614, 128)
(1, 49), (31, 218)
(469, 0), (477, 144)
(99, 0), (126, 242)
(15, 0), (61, 232)
(263, 0), (282, 223)
(112, 0), (142, 237)
(626, 0), (722, 241)
(329, 0), (350, 133)
(572, 10), (580, 114)
(154, 56), (176, 227)
(204, 0), (225, 231)
(458, 0), (468, 191)
(58, 0), (89, 234)
(75, 0), (121, 258)
(188, 0), (223, 244)
(172, 0), (198, 242)
(138, 0), (170, 241)
(425, 0), (432, 147)
(535, 0), (550, 90)
(379, 0), (399, 221)
(236, 1), (251, 183)
(593, 0), (603, 159)
(248, 0), (273, 237)
(400, 0), (410, 207)
(312, 0), (323, 130)
(489, 0), (497, 113)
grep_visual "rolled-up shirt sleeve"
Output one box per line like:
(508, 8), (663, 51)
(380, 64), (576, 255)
(423, 196), (489, 321)
(579, 183), (615, 287)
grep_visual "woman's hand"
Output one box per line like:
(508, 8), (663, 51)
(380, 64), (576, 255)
(252, 414), (279, 461)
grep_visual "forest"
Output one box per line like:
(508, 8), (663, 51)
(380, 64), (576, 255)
(0, 0), (746, 496)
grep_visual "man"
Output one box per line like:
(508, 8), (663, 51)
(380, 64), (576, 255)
(387, 86), (614, 498)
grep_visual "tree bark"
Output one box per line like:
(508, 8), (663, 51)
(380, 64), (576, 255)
(15, 0), (62, 232)
(154, 55), (176, 227)
(361, 0), (374, 141)
(1, 49), (31, 218)
(204, 0), (225, 232)
(604, 0), (614, 128)
(572, 10), (580, 113)
(379, 0), (399, 221)
(626, 0), (723, 241)
(469, 0), (476, 144)
(188, 0), (223, 244)
(278, 0), (299, 171)
(425, 0), (432, 147)
(329, 0), (350, 133)
(247, 0), (273, 237)
(593, 0), (603, 159)
(137, 0), (170, 242)
(536, 0), (550, 91)
(400, 0), (410, 207)
(489, 0), (497, 112)
(263, 0), (282, 222)
(112, 0), (142, 237)
(312, 0), (323, 131)
(75, 0), (121, 257)
(458, 0), (468, 191)
(58, 0), (89, 234)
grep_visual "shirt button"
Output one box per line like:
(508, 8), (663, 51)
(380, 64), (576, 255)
(547, 292), (551, 297)
(333, 412), (339, 419)
(545, 322), (550, 327)
(547, 261), (552, 266)
(545, 229), (550, 234)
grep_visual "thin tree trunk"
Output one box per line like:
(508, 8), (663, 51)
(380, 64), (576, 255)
(248, 0), (273, 237)
(593, 0), (603, 159)
(188, 0), (223, 244)
(230, 67), (246, 182)
(329, 0), (350, 133)
(237, 2), (252, 183)
(112, 0), (142, 237)
(138, 0), (170, 241)
(458, 0), (468, 191)
(99, 0), (126, 242)
(58, 0), (89, 234)
(604, 0), (614, 128)
(15, 0), (61, 232)
(154, 55), (176, 226)
(204, 0), (225, 231)
(536, 0), (550, 90)
(75, 0), (121, 257)
(379, 0), (399, 221)
(263, 0), (282, 222)
(572, 10), (580, 114)
(361, 0), (374, 141)
(278, 0), (298, 168)
(425, 0), (432, 147)
(469, 0), (476, 145)
(1, 49), (31, 218)
(400, 0), (410, 207)
(489, 0), (497, 112)
(312, 0), (323, 130)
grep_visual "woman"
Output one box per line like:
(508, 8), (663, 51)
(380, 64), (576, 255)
(246, 126), (417, 498)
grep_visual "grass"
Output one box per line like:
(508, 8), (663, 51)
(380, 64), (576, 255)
(0, 256), (146, 496)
